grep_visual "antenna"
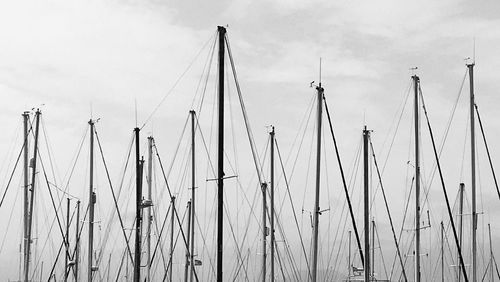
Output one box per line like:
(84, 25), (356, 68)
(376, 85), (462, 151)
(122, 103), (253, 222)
(319, 57), (322, 86)
(473, 37), (476, 64)
(150, 118), (154, 136)
(135, 98), (138, 128)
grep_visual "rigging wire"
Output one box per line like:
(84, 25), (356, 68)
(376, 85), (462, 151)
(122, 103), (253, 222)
(369, 136), (408, 281)
(151, 150), (170, 277)
(323, 95), (365, 267)
(158, 114), (190, 202)
(99, 132), (134, 259)
(150, 198), (169, 276)
(325, 136), (363, 280)
(94, 128), (134, 264)
(113, 219), (136, 281)
(0, 122), (32, 209)
(377, 80), (412, 162)
(493, 253), (500, 279)
(150, 194), (172, 269)
(275, 140), (312, 280)
(41, 117), (61, 196)
(459, 115), (470, 182)
(160, 205), (189, 281)
(374, 222), (389, 279)
(194, 214), (217, 277)
(60, 125), (88, 198)
(140, 31), (217, 130)
(0, 116), (22, 189)
(225, 33), (265, 185)
(474, 103), (500, 201)
(0, 176), (22, 254)
(190, 32), (218, 112)
(390, 176), (414, 280)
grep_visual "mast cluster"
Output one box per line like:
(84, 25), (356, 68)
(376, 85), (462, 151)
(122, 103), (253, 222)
(5, 27), (497, 282)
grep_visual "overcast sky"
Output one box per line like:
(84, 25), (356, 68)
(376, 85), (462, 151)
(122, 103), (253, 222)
(1, 0), (500, 280)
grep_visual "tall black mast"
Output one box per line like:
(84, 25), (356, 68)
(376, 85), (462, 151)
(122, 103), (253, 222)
(184, 200), (192, 282)
(270, 126), (275, 281)
(441, 221), (445, 282)
(363, 126), (370, 282)
(22, 111), (29, 282)
(467, 63), (477, 282)
(25, 110), (40, 282)
(147, 136), (153, 282)
(88, 119), (95, 282)
(457, 183), (465, 282)
(262, 185), (267, 281)
(311, 80), (323, 282)
(413, 75), (421, 282)
(169, 196), (176, 282)
(64, 198), (70, 282)
(190, 110), (196, 282)
(216, 25), (226, 282)
(75, 200), (80, 282)
(134, 127), (144, 282)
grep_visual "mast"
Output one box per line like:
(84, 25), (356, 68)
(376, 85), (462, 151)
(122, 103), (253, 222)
(147, 136), (153, 282)
(107, 253), (112, 282)
(262, 182), (267, 282)
(25, 109), (40, 282)
(134, 127), (143, 282)
(88, 119), (95, 282)
(488, 223), (493, 282)
(458, 183), (465, 282)
(216, 25), (226, 282)
(311, 77), (324, 282)
(467, 62), (477, 282)
(65, 198), (70, 282)
(363, 126), (370, 282)
(22, 112), (29, 282)
(184, 200), (192, 282)
(75, 200), (80, 282)
(348, 231), (351, 281)
(371, 220), (375, 279)
(413, 74), (421, 282)
(270, 126), (275, 282)
(190, 110), (196, 282)
(126, 248), (129, 280)
(441, 221), (444, 282)
(169, 196), (176, 282)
